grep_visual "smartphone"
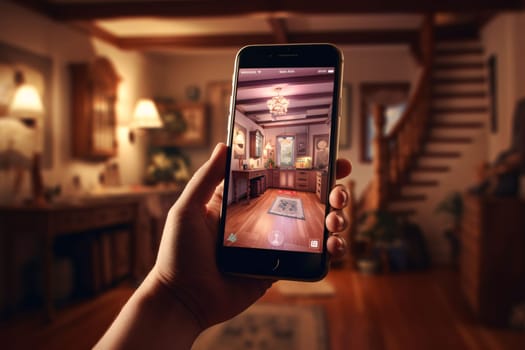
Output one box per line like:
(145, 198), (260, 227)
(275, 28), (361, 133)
(217, 44), (344, 281)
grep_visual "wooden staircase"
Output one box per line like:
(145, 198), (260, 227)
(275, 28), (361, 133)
(354, 24), (490, 263)
(391, 39), (488, 261)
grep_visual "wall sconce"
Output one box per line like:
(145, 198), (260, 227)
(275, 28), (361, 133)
(8, 83), (45, 206)
(9, 84), (44, 121)
(129, 98), (163, 143)
(264, 141), (274, 158)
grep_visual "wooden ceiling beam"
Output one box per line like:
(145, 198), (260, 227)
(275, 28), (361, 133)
(238, 92), (334, 105)
(17, 0), (524, 21)
(237, 74), (335, 88)
(259, 117), (329, 128)
(72, 21), (120, 47)
(112, 30), (418, 50)
(246, 104), (332, 117)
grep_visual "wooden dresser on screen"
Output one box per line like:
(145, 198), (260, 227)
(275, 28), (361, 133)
(460, 194), (525, 327)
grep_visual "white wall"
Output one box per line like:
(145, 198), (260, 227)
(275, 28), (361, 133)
(0, 2), (152, 201)
(0, 2), (158, 309)
(147, 51), (238, 172)
(482, 11), (525, 161)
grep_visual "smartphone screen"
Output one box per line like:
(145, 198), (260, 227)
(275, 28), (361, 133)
(218, 44), (343, 280)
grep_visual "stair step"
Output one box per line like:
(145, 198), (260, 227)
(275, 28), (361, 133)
(433, 77), (486, 85)
(435, 54), (486, 66)
(430, 112), (487, 124)
(432, 106), (489, 114)
(389, 209), (417, 218)
(433, 82), (487, 94)
(432, 97), (488, 109)
(431, 121), (484, 129)
(435, 48), (483, 56)
(404, 180), (440, 187)
(392, 194), (427, 202)
(427, 136), (473, 144)
(436, 40), (481, 48)
(434, 62), (485, 70)
(433, 70), (487, 80)
(433, 91), (487, 99)
(420, 151), (461, 158)
(413, 165), (451, 173)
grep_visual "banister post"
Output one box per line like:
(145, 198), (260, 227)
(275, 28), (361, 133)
(372, 104), (388, 209)
(420, 13), (435, 68)
(344, 179), (357, 264)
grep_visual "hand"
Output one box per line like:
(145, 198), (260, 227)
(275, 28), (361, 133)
(154, 143), (352, 329)
(96, 143), (352, 349)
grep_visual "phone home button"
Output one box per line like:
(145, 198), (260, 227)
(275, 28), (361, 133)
(272, 258), (280, 271)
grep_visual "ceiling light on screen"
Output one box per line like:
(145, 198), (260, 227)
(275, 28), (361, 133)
(267, 87), (289, 116)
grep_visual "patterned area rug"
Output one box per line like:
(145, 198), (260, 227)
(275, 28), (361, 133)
(192, 303), (327, 350)
(268, 196), (305, 220)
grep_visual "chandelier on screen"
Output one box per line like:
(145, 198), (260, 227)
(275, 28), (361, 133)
(267, 87), (289, 116)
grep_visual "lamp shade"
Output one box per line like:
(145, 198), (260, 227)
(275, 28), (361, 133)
(131, 99), (163, 128)
(9, 84), (44, 120)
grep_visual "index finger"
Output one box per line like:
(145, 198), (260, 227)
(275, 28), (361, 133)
(336, 158), (352, 179)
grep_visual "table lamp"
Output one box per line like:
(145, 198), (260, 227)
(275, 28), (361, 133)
(129, 98), (163, 143)
(9, 83), (46, 206)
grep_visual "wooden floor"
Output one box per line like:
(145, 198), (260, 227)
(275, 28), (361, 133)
(1, 268), (524, 350)
(224, 189), (325, 252)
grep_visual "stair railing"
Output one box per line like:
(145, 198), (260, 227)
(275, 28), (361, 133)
(357, 15), (434, 215)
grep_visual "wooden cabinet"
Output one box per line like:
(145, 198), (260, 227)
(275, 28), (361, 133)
(279, 170), (295, 189)
(231, 169), (266, 202)
(266, 169), (273, 187)
(272, 169), (280, 188)
(295, 170), (316, 192)
(0, 189), (181, 320)
(316, 171), (328, 204)
(295, 170), (309, 192)
(70, 57), (120, 160)
(250, 130), (263, 158)
(308, 171), (317, 192)
(460, 195), (525, 327)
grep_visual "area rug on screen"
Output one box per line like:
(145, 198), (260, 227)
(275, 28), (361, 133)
(275, 279), (335, 297)
(192, 303), (328, 350)
(268, 196), (305, 220)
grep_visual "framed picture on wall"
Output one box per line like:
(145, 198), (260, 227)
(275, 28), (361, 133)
(232, 123), (247, 159)
(313, 134), (329, 169)
(149, 102), (209, 148)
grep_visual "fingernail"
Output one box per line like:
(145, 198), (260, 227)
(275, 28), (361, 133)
(337, 214), (345, 231)
(340, 189), (348, 207)
(337, 237), (346, 252)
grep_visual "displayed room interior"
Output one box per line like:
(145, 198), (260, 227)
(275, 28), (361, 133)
(0, 1), (524, 349)
(224, 67), (334, 252)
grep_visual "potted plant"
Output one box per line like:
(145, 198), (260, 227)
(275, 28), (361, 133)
(355, 209), (404, 273)
(435, 191), (463, 267)
(144, 150), (190, 186)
